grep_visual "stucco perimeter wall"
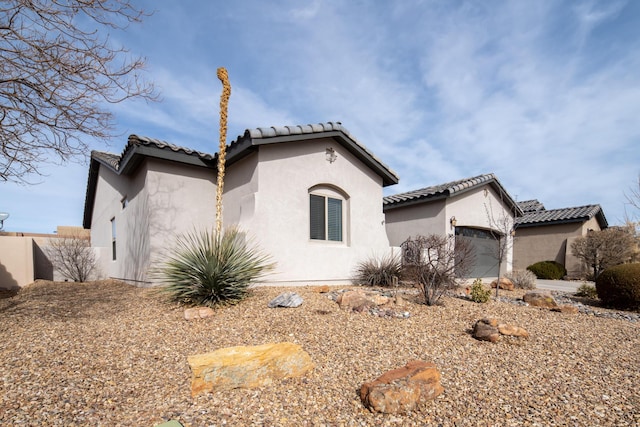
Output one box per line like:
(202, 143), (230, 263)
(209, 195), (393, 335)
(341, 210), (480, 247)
(239, 138), (392, 284)
(384, 200), (447, 246)
(0, 236), (35, 289)
(513, 221), (585, 273)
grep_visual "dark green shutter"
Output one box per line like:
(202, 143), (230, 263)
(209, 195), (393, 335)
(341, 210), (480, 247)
(327, 197), (342, 241)
(310, 194), (325, 240)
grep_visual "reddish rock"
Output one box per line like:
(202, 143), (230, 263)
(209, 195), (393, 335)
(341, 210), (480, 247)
(184, 307), (215, 320)
(336, 290), (376, 312)
(490, 278), (515, 291)
(313, 285), (330, 293)
(361, 360), (444, 413)
(472, 319), (501, 342)
(497, 323), (529, 338)
(523, 291), (558, 308)
(473, 318), (529, 342)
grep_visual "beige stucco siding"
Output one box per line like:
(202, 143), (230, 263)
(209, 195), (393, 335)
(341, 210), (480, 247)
(513, 221), (587, 272)
(514, 216), (602, 277)
(384, 200), (447, 246)
(236, 138), (391, 284)
(144, 159), (217, 280)
(89, 158), (217, 283)
(384, 184), (515, 274)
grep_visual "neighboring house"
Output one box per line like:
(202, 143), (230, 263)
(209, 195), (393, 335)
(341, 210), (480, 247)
(82, 122), (399, 286)
(383, 173), (522, 278)
(513, 201), (608, 278)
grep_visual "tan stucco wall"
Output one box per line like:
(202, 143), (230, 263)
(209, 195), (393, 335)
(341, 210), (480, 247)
(0, 230), (97, 286)
(513, 216), (603, 276)
(0, 236), (35, 289)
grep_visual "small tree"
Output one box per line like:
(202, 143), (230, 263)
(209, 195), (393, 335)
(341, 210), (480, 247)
(45, 234), (98, 282)
(485, 201), (516, 297)
(571, 227), (636, 280)
(401, 234), (474, 306)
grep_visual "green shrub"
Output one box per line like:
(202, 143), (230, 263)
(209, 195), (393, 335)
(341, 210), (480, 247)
(353, 253), (401, 286)
(469, 278), (491, 303)
(504, 269), (537, 289)
(155, 227), (275, 307)
(595, 263), (640, 309)
(526, 261), (567, 280)
(575, 283), (598, 299)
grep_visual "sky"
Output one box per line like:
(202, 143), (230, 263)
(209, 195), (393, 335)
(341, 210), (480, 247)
(2, 0), (639, 233)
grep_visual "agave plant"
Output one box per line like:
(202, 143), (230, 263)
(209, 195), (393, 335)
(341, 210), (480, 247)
(155, 227), (275, 307)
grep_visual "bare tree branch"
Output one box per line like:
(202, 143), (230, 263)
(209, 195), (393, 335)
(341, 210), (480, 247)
(0, 0), (157, 184)
(44, 233), (99, 282)
(571, 227), (637, 280)
(401, 234), (474, 306)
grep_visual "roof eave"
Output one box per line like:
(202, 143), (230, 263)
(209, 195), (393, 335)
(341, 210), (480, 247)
(229, 129), (399, 187)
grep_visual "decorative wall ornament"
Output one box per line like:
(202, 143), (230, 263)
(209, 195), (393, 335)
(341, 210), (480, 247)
(326, 147), (337, 163)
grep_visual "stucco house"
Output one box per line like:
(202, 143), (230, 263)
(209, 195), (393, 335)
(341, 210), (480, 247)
(513, 200), (608, 278)
(383, 173), (522, 278)
(82, 122), (398, 286)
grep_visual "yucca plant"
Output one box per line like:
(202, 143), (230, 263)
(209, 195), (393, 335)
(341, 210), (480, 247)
(155, 227), (275, 307)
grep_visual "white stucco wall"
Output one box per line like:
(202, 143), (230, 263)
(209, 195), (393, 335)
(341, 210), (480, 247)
(228, 138), (392, 284)
(144, 159), (217, 273)
(90, 163), (135, 281)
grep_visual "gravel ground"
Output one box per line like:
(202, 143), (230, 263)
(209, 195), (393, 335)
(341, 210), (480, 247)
(0, 280), (638, 427)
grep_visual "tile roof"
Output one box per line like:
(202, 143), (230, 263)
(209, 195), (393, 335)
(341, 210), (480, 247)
(91, 151), (120, 171)
(518, 199), (545, 213)
(228, 121), (399, 186)
(84, 122), (398, 227)
(383, 173), (521, 214)
(516, 204), (608, 228)
(91, 135), (215, 174)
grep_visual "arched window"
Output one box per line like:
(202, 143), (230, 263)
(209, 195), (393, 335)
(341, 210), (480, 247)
(309, 185), (348, 242)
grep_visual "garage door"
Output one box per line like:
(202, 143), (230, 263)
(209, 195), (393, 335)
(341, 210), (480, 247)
(455, 227), (499, 278)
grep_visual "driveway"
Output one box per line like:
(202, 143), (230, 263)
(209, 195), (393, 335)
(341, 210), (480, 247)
(535, 279), (589, 293)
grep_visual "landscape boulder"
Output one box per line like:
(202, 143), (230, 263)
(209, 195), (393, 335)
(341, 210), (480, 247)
(335, 290), (377, 312)
(472, 318), (529, 342)
(313, 285), (330, 293)
(490, 277), (515, 291)
(188, 342), (314, 397)
(523, 291), (558, 308)
(360, 360), (444, 414)
(184, 307), (215, 321)
(268, 292), (303, 308)
(472, 318), (501, 343)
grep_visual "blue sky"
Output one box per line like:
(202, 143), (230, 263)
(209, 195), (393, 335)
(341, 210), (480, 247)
(2, 0), (639, 233)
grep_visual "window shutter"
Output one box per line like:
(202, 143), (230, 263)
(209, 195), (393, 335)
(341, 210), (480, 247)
(310, 195), (325, 240)
(327, 197), (342, 241)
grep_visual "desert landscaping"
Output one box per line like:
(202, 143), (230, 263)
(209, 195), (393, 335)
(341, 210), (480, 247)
(0, 279), (638, 426)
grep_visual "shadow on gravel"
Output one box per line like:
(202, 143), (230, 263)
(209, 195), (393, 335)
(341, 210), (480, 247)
(0, 279), (147, 320)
